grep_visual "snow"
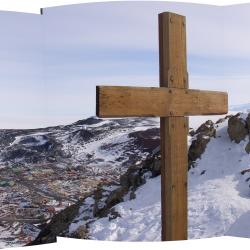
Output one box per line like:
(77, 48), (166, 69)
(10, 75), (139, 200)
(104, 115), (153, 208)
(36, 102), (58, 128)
(89, 116), (250, 241)
(57, 117), (160, 179)
(10, 134), (48, 147)
(226, 211), (250, 238)
(89, 176), (161, 241)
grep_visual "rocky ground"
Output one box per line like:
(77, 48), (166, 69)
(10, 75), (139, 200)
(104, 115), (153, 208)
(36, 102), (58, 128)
(0, 117), (159, 248)
(86, 112), (250, 241)
(30, 113), (244, 244)
(2, 112), (250, 247)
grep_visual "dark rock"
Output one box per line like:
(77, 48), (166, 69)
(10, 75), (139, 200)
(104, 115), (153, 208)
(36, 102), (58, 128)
(30, 141), (54, 153)
(195, 120), (216, 138)
(91, 152), (162, 220)
(120, 166), (146, 191)
(108, 208), (121, 221)
(246, 113), (250, 130)
(70, 225), (88, 239)
(245, 140), (250, 154)
(200, 170), (206, 175)
(93, 163), (147, 218)
(228, 114), (248, 143)
(188, 120), (216, 169)
(0, 132), (16, 147)
(28, 200), (83, 245)
(71, 129), (94, 142)
(128, 128), (160, 153)
(73, 117), (103, 126)
(145, 153), (161, 177)
(189, 134), (210, 169)
(97, 187), (124, 216)
(241, 169), (250, 175)
(1, 134), (67, 164)
(129, 191), (136, 200)
(189, 129), (195, 136)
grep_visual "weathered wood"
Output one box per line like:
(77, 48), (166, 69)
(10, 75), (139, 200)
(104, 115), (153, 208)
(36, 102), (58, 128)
(96, 86), (228, 118)
(159, 12), (188, 241)
(95, 11), (228, 242)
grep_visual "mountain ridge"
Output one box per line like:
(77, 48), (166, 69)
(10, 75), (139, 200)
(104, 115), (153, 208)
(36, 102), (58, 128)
(1, 112), (250, 247)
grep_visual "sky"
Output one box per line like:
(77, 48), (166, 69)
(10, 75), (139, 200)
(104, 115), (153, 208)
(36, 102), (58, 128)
(1, 2), (250, 128)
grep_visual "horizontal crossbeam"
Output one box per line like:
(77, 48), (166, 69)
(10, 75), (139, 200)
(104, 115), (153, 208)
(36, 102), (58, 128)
(96, 86), (228, 118)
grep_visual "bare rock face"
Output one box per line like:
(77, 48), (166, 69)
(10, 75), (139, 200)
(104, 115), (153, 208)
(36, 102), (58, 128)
(195, 120), (216, 137)
(128, 128), (160, 153)
(70, 225), (88, 239)
(227, 113), (248, 143)
(28, 201), (83, 245)
(246, 113), (250, 130)
(188, 120), (216, 169)
(245, 141), (250, 154)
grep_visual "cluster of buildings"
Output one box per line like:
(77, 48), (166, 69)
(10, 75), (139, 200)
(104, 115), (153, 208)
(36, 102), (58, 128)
(0, 162), (104, 246)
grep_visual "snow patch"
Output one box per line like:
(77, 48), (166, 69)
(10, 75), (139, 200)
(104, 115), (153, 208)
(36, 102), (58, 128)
(89, 117), (250, 241)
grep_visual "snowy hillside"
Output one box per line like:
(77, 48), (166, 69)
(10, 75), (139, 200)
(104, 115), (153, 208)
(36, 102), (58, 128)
(3, 112), (250, 247)
(86, 114), (250, 240)
(0, 117), (161, 248)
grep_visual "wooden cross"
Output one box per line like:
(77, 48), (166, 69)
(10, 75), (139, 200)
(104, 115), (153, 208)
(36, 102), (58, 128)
(96, 12), (228, 241)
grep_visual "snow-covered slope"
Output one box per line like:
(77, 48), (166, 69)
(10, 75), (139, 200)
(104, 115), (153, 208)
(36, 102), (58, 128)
(3, 112), (250, 247)
(88, 117), (250, 240)
(0, 117), (161, 248)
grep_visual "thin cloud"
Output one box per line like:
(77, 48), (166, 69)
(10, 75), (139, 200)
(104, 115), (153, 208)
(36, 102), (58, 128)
(1, 2), (250, 128)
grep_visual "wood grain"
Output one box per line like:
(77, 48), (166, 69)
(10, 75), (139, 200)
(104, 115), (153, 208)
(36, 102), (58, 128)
(95, 11), (228, 242)
(159, 12), (188, 241)
(96, 86), (228, 118)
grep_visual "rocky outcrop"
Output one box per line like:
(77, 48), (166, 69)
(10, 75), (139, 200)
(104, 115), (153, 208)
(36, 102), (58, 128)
(73, 117), (103, 126)
(1, 134), (68, 165)
(28, 151), (161, 245)
(226, 112), (250, 154)
(246, 113), (250, 129)
(245, 114), (250, 154)
(228, 113), (248, 143)
(29, 113), (250, 245)
(70, 225), (88, 239)
(195, 120), (216, 137)
(71, 129), (95, 142)
(92, 152), (160, 218)
(188, 120), (216, 169)
(128, 128), (160, 153)
(30, 113), (250, 244)
(245, 141), (250, 154)
(28, 200), (84, 245)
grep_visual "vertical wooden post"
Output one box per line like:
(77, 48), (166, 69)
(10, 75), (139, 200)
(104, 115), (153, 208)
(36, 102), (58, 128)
(159, 12), (188, 241)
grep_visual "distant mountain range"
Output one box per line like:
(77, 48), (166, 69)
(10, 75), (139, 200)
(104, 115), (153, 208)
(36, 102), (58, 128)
(229, 103), (250, 111)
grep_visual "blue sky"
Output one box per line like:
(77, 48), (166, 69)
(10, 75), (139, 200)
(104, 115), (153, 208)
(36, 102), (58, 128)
(1, 2), (250, 128)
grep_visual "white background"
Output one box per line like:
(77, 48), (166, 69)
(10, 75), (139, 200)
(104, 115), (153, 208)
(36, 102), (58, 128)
(0, 0), (249, 14)
(1, 0), (250, 250)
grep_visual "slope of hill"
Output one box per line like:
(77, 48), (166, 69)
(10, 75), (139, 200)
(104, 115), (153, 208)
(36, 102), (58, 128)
(2, 112), (250, 247)
(0, 117), (160, 248)
(77, 114), (250, 241)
